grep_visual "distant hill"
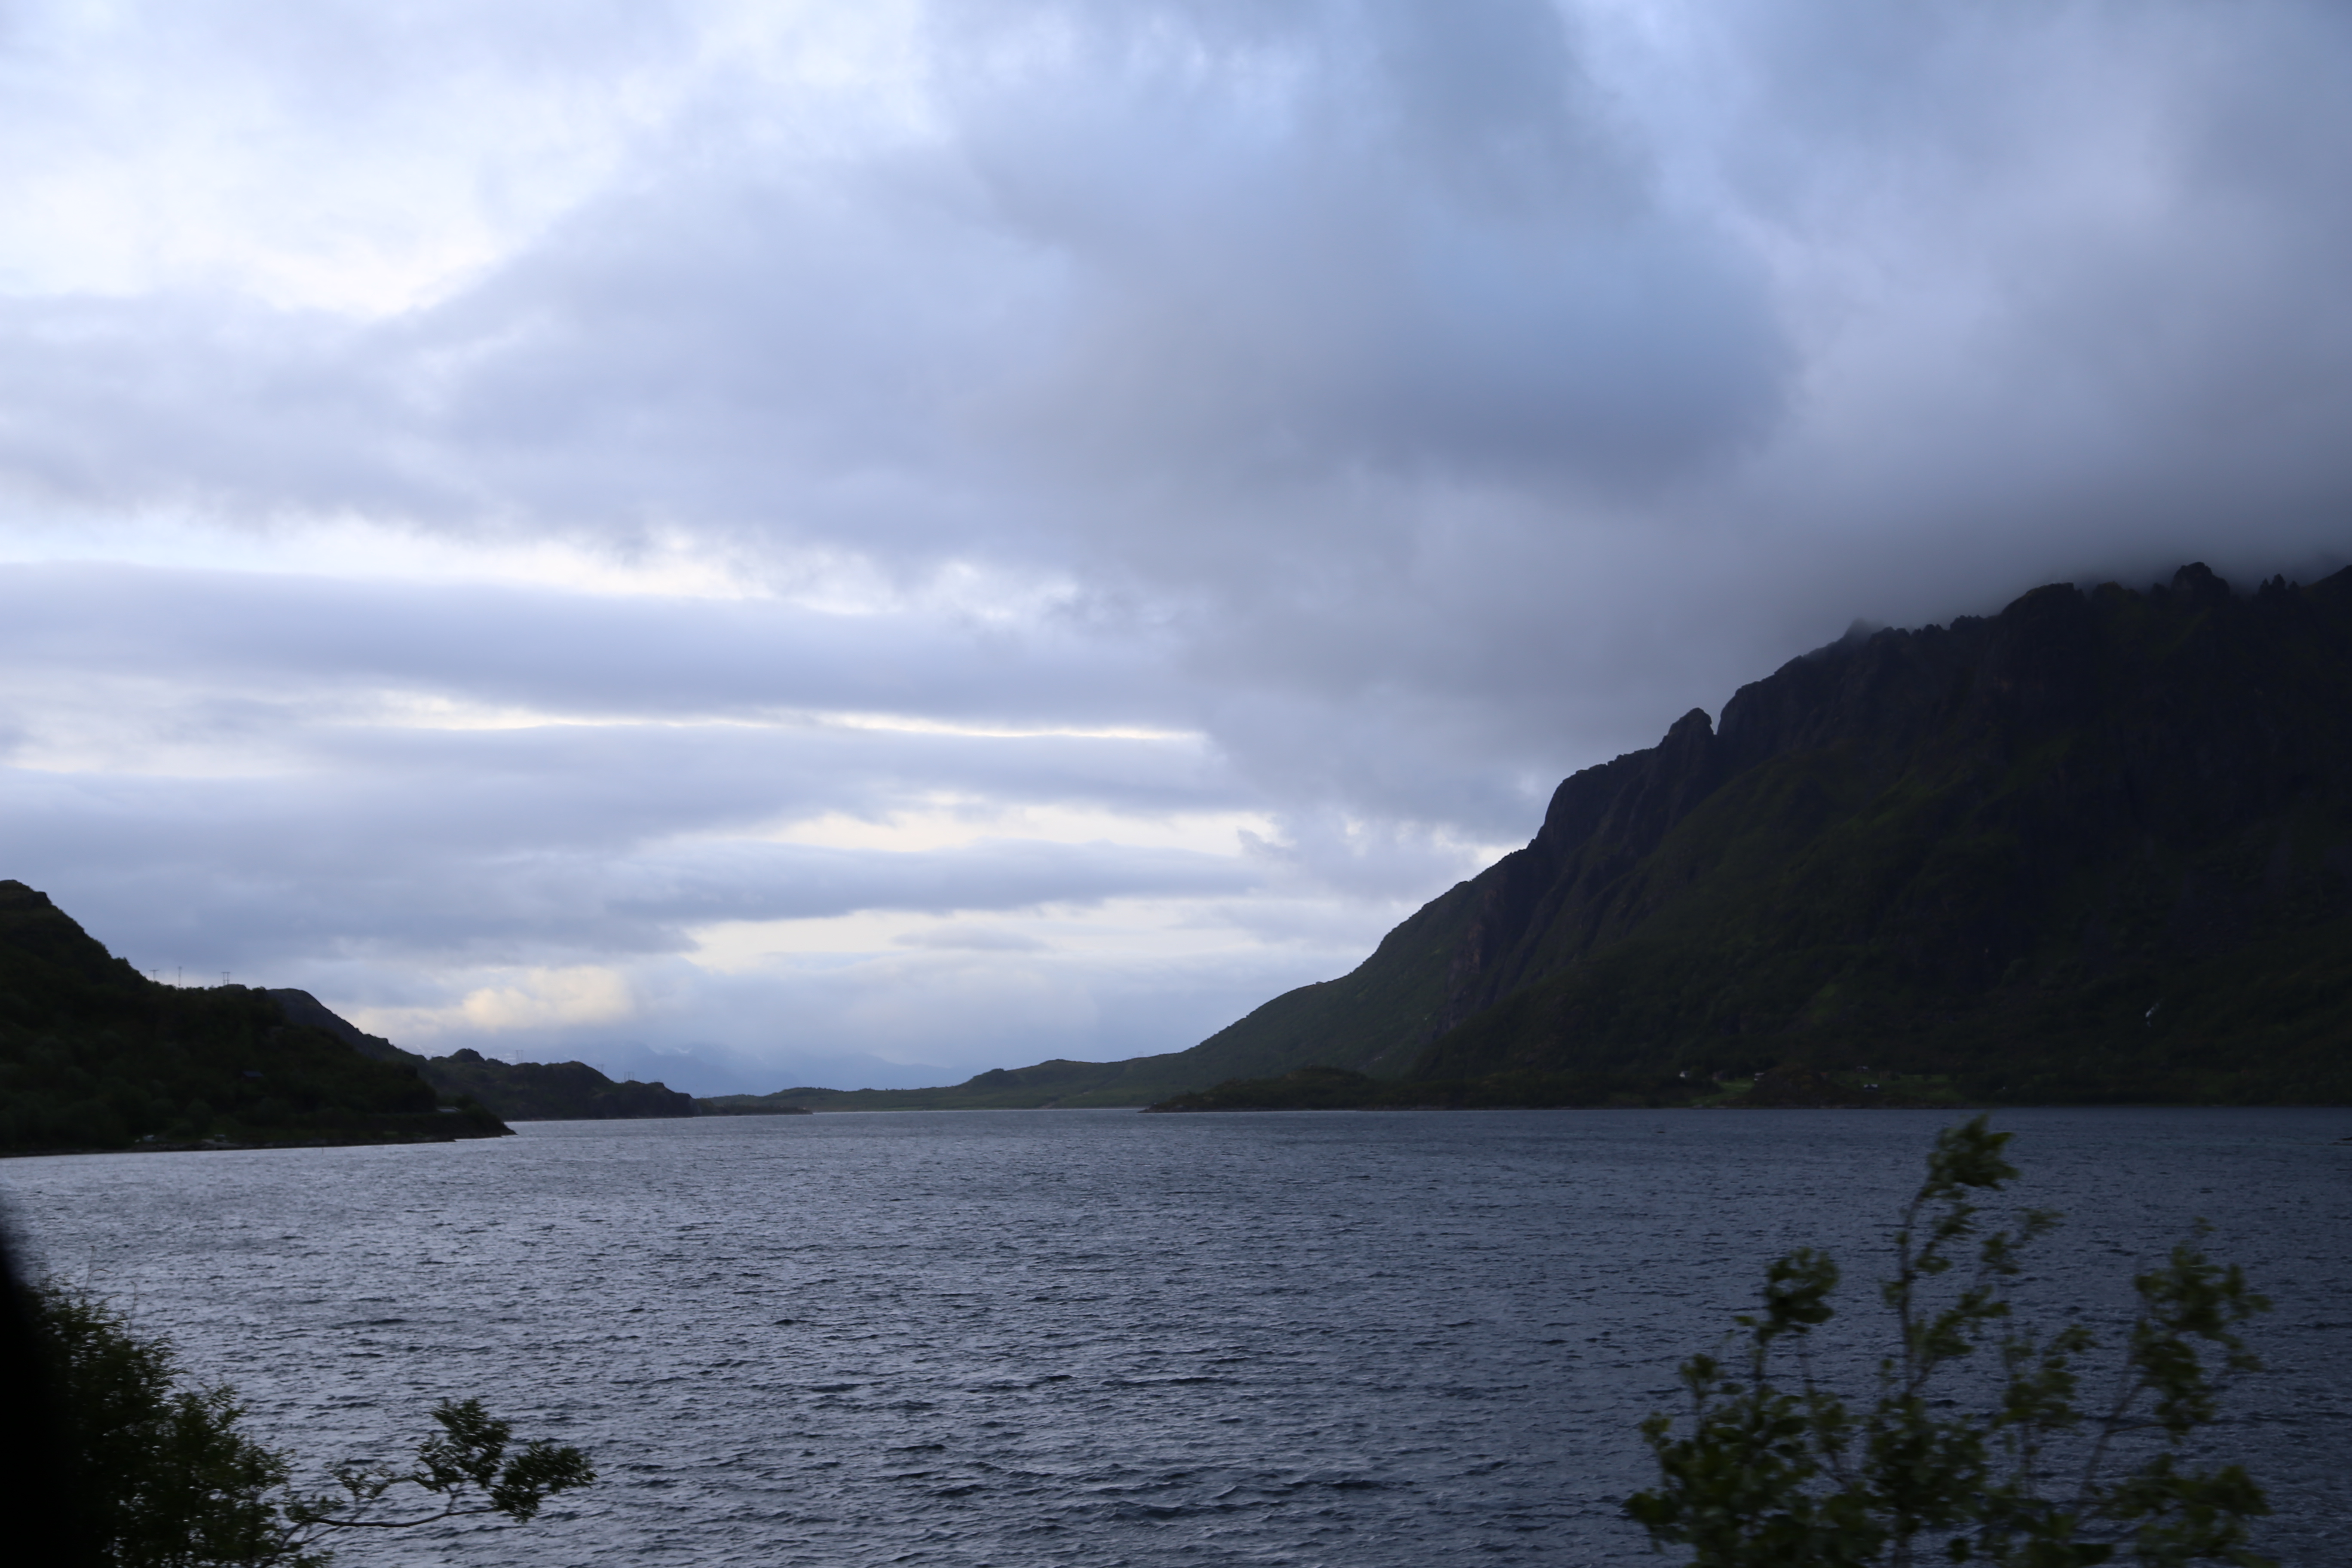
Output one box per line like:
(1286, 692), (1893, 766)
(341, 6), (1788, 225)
(409, 1049), (698, 1121)
(750, 564), (2352, 1112)
(698, 1057), (1250, 1115)
(694, 974), (1469, 1112)
(266, 989), (704, 1122)
(0, 882), (509, 1152)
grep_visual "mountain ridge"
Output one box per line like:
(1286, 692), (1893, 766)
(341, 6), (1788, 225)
(1164, 562), (2352, 1107)
(723, 563), (2352, 1111)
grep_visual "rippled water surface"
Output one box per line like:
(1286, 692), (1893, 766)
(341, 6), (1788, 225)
(6, 1108), (2349, 1565)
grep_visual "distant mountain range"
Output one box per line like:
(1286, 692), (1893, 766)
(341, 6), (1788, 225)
(715, 564), (2352, 1112)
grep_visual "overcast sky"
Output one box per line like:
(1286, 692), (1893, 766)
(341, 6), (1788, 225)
(4, 0), (2348, 1093)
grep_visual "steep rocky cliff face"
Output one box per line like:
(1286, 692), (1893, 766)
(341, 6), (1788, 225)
(1194, 564), (2352, 1103)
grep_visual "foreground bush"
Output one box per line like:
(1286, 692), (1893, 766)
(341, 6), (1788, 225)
(1628, 1117), (2271, 1566)
(29, 1283), (594, 1566)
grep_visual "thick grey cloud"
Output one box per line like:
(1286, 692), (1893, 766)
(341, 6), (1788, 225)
(0, 1), (1787, 523)
(925, 0), (1788, 491)
(3, 0), (2349, 1087)
(0, 562), (1184, 727)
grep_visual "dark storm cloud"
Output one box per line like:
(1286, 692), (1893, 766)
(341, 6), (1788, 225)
(8, 0), (2340, 718)
(932, 0), (1789, 490)
(0, 0), (1790, 525)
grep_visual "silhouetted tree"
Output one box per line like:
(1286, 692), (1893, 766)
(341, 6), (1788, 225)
(30, 1283), (594, 1566)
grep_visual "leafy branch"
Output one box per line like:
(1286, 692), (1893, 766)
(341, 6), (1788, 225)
(286, 1398), (596, 1537)
(1626, 1116), (2272, 1568)
(28, 1281), (594, 1566)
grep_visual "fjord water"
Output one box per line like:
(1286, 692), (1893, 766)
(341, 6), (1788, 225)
(7, 1109), (2349, 1566)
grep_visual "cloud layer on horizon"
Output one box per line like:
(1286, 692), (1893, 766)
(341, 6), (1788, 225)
(3, 0), (2349, 1091)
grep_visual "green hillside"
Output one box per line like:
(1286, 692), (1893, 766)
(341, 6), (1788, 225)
(1160, 564), (2352, 1109)
(0, 882), (511, 1152)
(735, 564), (2352, 1112)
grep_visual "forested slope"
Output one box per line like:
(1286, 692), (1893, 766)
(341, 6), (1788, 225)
(0, 882), (510, 1151)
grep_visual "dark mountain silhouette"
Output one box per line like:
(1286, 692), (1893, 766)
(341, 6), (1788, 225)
(0, 882), (509, 1152)
(725, 564), (2352, 1112)
(1155, 564), (2352, 1108)
(266, 989), (704, 1121)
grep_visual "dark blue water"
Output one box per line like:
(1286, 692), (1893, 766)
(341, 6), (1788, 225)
(6, 1108), (2348, 1566)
